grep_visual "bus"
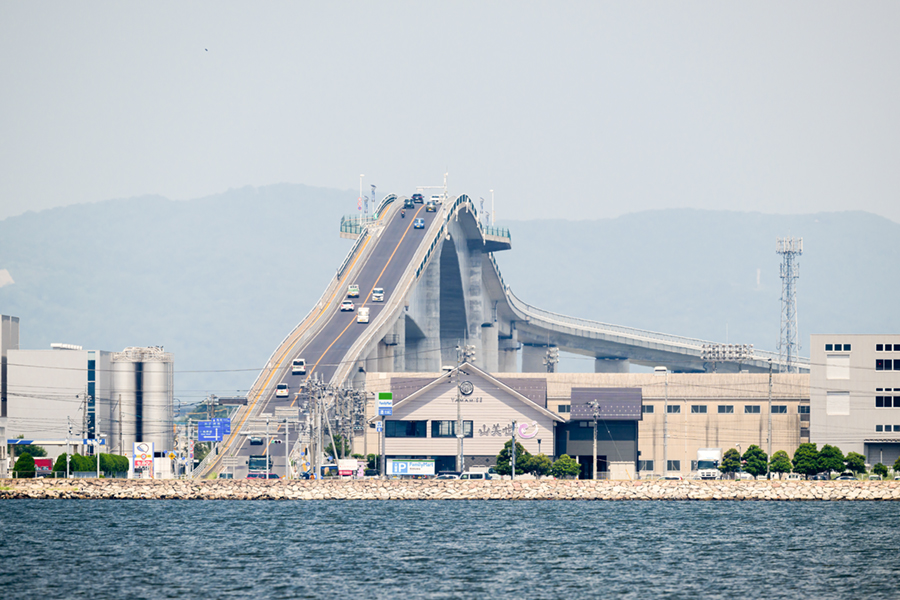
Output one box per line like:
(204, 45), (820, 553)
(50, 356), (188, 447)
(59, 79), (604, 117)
(248, 455), (273, 473)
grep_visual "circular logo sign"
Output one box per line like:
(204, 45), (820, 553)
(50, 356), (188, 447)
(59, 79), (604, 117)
(459, 381), (474, 396)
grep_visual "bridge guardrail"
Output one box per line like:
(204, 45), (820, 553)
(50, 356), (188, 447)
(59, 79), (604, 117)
(201, 195), (396, 476)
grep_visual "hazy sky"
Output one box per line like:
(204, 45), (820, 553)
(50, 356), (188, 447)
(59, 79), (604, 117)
(2, 2), (898, 223)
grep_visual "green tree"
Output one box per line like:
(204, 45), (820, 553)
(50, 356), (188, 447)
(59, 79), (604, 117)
(324, 434), (351, 459)
(792, 443), (820, 478)
(525, 454), (553, 477)
(741, 445), (768, 477)
(194, 443), (211, 463)
(53, 453), (70, 472)
(818, 444), (845, 475)
(494, 440), (531, 476)
(769, 450), (792, 476)
(550, 454), (581, 479)
(366, 453), (380, 472)
(13, 452), (36, 476)
(8, 436), (47, 459)
(719, 448), (741, 476)
(894, 455), (900, 474)
(873, 463), (889, 478)
(844, 451), (866, 475)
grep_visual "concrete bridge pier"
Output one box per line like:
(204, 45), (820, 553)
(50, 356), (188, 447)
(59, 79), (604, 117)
(481, 323), (499, 373)
(389, 316), (405, 372)
(594, 358), (630, 373)
(498, 336), (519, 372)
(522, 343), (548, 373)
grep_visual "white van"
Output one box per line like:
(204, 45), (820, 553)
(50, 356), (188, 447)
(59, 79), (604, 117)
(357, 307), (369, 323)
(275, 383), (289, 398)
(292, 358), (306, 375)
(459, 471), (492, 480)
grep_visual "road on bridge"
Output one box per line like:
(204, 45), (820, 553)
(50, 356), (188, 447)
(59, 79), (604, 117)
(212, 199), (441, 477)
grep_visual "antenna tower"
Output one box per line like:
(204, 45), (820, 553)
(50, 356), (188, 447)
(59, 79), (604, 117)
(776, 237), (802, 373)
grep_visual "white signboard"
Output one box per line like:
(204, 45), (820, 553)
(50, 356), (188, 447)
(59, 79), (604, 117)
(387, 459), (435, 476)
(133, 442), (154, 470)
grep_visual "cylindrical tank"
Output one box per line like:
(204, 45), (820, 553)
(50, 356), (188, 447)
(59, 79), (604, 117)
(111, 360), (137, 453)
(143, 359), (173, 450)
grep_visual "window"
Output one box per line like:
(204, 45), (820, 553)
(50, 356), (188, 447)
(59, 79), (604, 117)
(385, 420), (427, 438)
(825, 344), (833, 351)
(718, 405), (734, 414)
(638, 460), (654, 472)
(798, 405), (810, 414)
(895, 425), (900, 433)
(876, 396), (894, 408)
(826, 392), (850, 416)
(876, 359), (894, 371)
(772, 405), (787, 414)
(827, 343), (851, 352)
(667, 405), (681, 414)
(557, 404), (570, 414)
(667, 460), (681, 472)
(876, 425), (883, 432)
(745, 405), (761, 414)
(876, 344), (883, 351)
(642, 405), (654, 414)
(431, 420), (473, 438)
(826, 355), (850, 379)
(887, 344), (893, 352)
(844, 344), (851, 351)
(691, 405), (707, 414)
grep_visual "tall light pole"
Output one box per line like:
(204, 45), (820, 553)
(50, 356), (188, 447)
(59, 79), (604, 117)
(490, 189), (494, 226)
(588, 400), (600, 480)
(767, 359), (773, 479)
(655, 366), (668, 476)
(359, 174), (365, 216)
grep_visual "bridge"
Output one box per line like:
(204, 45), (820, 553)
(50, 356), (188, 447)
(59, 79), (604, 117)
(200, 192), (808, 477)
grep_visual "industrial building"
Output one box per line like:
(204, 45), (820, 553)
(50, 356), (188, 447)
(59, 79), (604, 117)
(361, 368), (809, 478)
(6, 343), (174, 460)
(811, 334), (900, 467)
(0, 315), (19, 477)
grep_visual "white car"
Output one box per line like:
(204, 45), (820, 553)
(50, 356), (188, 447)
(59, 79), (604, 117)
(291, 358), (306, 375)
(372, 287), (384, 302)
(340, 300), (355, 311)
(275, 383), (288, 398)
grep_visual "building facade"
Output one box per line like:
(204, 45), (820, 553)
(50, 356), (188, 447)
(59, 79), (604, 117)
(359, 369), (809, 479)
(811, 334), (900, 467)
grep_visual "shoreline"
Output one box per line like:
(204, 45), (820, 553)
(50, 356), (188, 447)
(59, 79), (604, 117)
(2, 478), (899, 501)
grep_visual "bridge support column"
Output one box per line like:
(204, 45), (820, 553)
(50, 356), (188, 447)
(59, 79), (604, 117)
(390, 317), (405, 372)
(464, 247), (485, 369)
(522, 344), (547, 373)
(481, 324), (498, 373)
(594, 358), (630, 373)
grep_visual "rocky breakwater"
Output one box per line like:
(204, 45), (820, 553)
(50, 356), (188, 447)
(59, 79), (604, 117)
(2, 479), (900, 501)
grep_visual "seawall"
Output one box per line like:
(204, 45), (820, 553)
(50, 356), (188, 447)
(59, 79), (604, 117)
(2, 478), (899, 500)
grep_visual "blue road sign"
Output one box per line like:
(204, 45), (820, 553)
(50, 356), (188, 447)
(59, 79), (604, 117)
(210, 418), (232, 434)
(197, 421), (224, 442)
(375, 421), (383, 433)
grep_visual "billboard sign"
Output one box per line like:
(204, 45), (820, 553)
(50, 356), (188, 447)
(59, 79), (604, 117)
(377, 392), (393, 416)
(133, 442), (154, 470)
(387, 459), (435, 476)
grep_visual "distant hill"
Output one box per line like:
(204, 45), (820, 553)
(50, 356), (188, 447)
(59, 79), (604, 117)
(494, 209), (900, 371)
(2, 187), (897, 393)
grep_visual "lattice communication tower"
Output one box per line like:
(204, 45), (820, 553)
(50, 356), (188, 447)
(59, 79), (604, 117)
(776, 237), (802, 373)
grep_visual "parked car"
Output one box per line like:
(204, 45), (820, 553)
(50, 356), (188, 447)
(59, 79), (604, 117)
(783, 473), (802, 481)
(413, 218), (425, 229)
(811, 472), (830, 480)
(836, 475), (857, 481)
(459, 472), (491, 480)
(247, 473), (280, 479)
(868, 474), (882, 480)
(436, 472), (461, 480)
(412, 193), (424, 203)
(340, 300), (355, 311)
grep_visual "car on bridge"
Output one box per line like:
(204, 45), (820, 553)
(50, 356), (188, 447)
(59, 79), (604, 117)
(340, 300), (355, 311)
(292, 358), (306, 375)
(426, 201), (437, 212)
(413, 217), (425, 229)
(347, 284), (359, 297)
(372, 287), (384, 302)
(249, 437), (263, 445)
(276, 383), (289, 397)
(403, 198), (415, 209)
(412, 193), (424, 203)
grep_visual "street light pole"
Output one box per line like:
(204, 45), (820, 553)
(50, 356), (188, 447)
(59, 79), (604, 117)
(588, 400), (600, 480)
(510, 420), (517, 481)
(767, 359), (773, 479)
(655, 366), (668, 476)
(265, 417), (270, 479)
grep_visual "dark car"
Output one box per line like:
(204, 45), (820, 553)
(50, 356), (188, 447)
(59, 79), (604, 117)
(412, 193), (424, 203)
(249, 437), (263, 445)
(811, 472), (830, 480)
(247, 472), (280, 479)
(403, 198), (415, 209)
(413, 218), (425, 229)
(425, 201), (437, 212)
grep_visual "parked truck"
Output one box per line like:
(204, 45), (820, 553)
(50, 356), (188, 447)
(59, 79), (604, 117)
(697, 448), (722, 480)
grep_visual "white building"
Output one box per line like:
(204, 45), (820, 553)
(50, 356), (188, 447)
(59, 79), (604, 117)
(811, 334), (900, 467)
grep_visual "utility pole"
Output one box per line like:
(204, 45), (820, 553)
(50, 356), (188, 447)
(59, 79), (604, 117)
(265, 417), (270, 479)
(588, 400), (600, 480)
(655, 366), (669, 476)
(456, 344), (462, 473)
(510, 420), (517, 481)
(96, 418), (102, 478)
(767, 359), (773, 479)
(66, 416), (71, 479)
(543, 346), (559, 373)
